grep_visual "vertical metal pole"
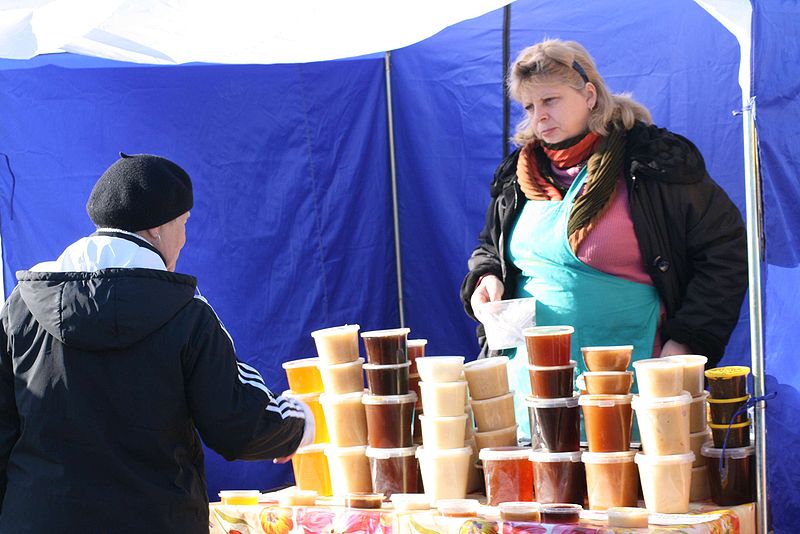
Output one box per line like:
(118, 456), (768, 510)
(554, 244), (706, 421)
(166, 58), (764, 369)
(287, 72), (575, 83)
(502, 3), (511, 158)
(384, 51), (405, 328)
(742, 97), (768, 534)
(0, 231), (5, 298)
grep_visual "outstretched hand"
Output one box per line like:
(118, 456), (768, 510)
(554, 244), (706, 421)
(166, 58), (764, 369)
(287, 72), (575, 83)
(471, 274), (504, 312)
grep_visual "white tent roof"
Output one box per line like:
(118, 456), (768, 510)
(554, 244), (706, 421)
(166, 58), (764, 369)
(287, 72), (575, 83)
(0, 0), (511, 64)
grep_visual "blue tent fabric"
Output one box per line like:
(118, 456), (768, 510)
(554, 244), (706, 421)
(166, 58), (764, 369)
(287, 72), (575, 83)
(753, 0), (800, 530)
(0, 53), (398, 495)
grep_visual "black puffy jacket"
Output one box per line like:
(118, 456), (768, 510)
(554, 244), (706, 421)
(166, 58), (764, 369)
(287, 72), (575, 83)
(0, 237), (307, 533)
(460, 122), (748, 366)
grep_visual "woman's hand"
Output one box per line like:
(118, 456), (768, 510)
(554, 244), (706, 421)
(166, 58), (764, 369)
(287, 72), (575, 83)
(660, 339), (692, 357)
(471, 274), (505, 311)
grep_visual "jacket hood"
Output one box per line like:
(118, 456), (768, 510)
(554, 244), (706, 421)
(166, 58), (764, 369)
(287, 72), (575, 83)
(16, 269), (197, 352)
(625, 121), (707, 184)
(15, 235), (197, 351)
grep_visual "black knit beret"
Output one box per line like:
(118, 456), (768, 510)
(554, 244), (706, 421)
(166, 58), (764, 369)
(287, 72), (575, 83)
(86, 153), (193, 232)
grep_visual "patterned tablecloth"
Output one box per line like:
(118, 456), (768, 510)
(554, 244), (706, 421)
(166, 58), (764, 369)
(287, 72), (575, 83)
(209, 501), (755, 534)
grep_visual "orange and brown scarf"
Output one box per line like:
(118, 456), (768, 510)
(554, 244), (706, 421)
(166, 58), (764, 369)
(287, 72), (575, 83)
(516, 127), (625, 251)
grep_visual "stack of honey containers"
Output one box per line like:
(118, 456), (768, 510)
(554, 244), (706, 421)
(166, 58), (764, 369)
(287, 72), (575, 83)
(464, 356), (534, 507)
(415, 355), (473, 500)
(575, 345), (638, 510)
(311, 325), (371, 497)
(631, 355), (708, 513)
(360, 328), (419, 498)
(702, 366), (756, 506)
(524, 326), (584, 506)
(281, 354), (332, 496)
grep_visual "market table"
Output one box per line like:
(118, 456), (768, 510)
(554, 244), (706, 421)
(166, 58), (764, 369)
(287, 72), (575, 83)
(209, 500), (755, 534)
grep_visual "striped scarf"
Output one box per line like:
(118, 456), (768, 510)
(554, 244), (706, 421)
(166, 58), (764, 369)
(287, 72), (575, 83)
(516, 127), (625, 252)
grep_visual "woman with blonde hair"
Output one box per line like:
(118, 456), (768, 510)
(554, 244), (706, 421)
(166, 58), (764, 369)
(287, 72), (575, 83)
(461, 39), (747, 433)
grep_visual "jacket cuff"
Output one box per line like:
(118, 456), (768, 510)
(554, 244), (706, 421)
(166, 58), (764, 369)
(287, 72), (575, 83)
(461, 266), (503, 320)
(662, 320), (724, 367)
(293, 398), (316, 450)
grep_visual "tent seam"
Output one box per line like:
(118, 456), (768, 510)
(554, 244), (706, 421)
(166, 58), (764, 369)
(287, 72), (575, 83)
(297, 64), (331, 324)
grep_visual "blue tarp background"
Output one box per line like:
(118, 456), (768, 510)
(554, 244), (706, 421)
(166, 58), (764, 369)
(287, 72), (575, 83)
(0, 0), (797, 530)
(0, 53), (400, 493)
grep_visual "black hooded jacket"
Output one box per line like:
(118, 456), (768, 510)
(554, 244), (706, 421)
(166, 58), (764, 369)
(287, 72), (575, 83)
(460, 122), (748, 366)
(0, 239), (307, 533)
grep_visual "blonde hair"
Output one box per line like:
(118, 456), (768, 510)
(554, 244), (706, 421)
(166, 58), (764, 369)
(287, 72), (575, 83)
(509, 39), (651, 145)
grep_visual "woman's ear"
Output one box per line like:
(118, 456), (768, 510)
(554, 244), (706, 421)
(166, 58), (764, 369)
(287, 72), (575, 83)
(585, 82), (598, 110)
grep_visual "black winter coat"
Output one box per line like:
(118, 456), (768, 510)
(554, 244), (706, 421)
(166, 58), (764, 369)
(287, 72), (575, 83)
(460, 122), (747, 366)
(0, 263), (306, 533)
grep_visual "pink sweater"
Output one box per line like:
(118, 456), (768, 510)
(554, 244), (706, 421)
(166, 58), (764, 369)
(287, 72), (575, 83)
(554, 165), (664, 354)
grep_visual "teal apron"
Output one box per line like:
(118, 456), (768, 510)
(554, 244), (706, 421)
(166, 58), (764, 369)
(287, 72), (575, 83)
(507, 166), (660, 438)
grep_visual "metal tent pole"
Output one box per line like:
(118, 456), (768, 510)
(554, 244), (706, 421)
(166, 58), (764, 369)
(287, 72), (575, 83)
(384, 50), (405, 328)
(741, 97), (768, 534)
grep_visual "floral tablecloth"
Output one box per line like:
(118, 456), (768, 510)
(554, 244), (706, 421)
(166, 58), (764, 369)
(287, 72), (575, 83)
(209, 501), (755, 534)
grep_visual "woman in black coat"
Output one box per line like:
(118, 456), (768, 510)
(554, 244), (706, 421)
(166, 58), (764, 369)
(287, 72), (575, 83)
(460, 40), (747, 426)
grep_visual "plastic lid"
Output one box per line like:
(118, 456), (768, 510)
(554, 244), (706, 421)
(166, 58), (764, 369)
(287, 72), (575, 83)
(708, 394), (750, 404)
(407, 339), (428, 347)
(529, 449), (582, 463)
(701, 443), (755, 459)
(470, 390), (514, 406)
(479, 446), (531, 461)
(705, 366), (750, 380)
(464, 356), (509, 370)
(539, 503), (583, 512)
(323, 357), (365, 368)
(418, 413), (467, 423)
(474, 424), (518, 438)
(281, 357), (320, 369)
(418, 380), (468, 390)
(281, 389), (320, 401)
(579, 394), (634, 407)
(525, 393), (580, 409)
(582, 370), (634, 377)
(360, 327), (410, 338)
(311, 324), (360, 337)
(708, 420), (751, 430)
(581, 450), (638, 464)
(498, 502), (541, 513)
(528, 360), (578, 371)
(318, 390), (364, 404)
(219, 490), (260, 497)
(363, 361), (410, 370)
(415, 356), (465, 366)
(436, 499), (480, 514)
(690, 428), (712, 438)
(522, 325), (574, 336)
(415, 445), (472, 458)
(324, 445), (368, 457)
(362, 392), (418, 405)
(365, 446), (418, 459)
(607, 507), (649, 522)
(296, 443), (328, 454)
(632, 358), (683, 371)
(664, 354), (708, 366)
(634, 451), (695, 465)
(581, 345), (633, 352)
(631, 391), (692, 410)
(389, 493), (431, 509)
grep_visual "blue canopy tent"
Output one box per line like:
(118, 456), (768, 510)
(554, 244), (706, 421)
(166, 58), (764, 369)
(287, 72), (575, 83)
(1, 0), (797, 531)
